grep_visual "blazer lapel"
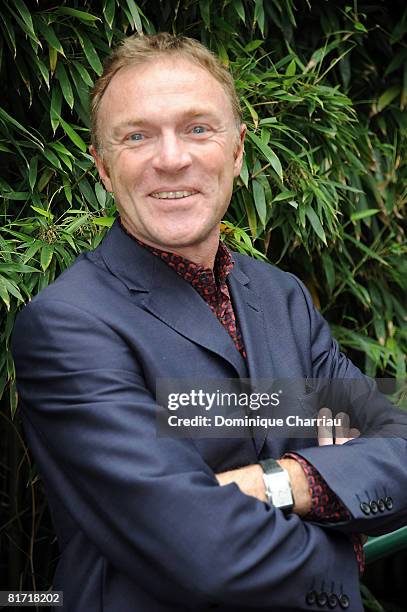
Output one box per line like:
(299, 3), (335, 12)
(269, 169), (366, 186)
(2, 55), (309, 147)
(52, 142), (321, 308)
(228, 264), (276, 455)
(100, 220), (247, 379)
(142, 263), (248, 379)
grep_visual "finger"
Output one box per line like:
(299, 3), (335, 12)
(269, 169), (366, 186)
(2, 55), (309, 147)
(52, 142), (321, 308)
(318, 407), (333, 445)
(335, 411), (351, 444)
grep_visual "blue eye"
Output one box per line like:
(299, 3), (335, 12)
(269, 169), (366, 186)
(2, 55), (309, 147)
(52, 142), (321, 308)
(129, 133), (143, 141)
(192, 126), (206, 134)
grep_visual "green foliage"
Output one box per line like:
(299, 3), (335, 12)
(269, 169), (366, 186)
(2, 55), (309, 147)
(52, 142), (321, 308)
(0, 0), (406, 599)
(1, 0), (405, 390)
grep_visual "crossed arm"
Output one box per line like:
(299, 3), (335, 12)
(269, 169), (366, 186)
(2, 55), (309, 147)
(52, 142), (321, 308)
(216, 413), (357, 516)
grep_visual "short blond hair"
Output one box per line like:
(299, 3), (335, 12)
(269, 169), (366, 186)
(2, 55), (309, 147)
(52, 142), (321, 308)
(90, 32), (242, 154)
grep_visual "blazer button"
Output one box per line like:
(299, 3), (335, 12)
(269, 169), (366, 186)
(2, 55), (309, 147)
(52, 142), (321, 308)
(338, 594), (350, 609)
(305, 590), (317, 605)
(317, 591), (328, 607)
(360, 501), (371, 515)
(384, 496), (393, 510)
(377, 498), (385, 512)
(328, 593), (338, 608)
(370, 500), (379, 514)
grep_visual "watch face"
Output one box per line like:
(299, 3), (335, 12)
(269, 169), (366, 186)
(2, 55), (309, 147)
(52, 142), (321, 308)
(275, 488), (293, 507)
(263, 471), (293, 509)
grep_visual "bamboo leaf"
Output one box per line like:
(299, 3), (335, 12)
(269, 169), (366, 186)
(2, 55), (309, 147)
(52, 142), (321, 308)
(11, 0), (36, 39)
(285, 59), (296, 77)
(0, 263), (39, 273)
(31, 206), (54, 220)
(36, 20), (65, 55)
(247, 132), (283, 182)
(125, 0), (143, 33)
(28, 157), (38, 191)
(59, 117), (87, 152)
(49, 46), (58, 73)
(0, 106), (43, 146)
(233, 0), (245, 23)
(244, 40), (263, 53)
(239, 156), (249, 188)
(103, 0), (116, 29)
(73, 62), (94, 88)
(42, 148), (62, 170)
(95, 182), (107, 208)
(377, 86), (401, 112)
(254, 0), (265, 36)
(37, 168), (54, 192)
(199, 0), (211, 29)
(305, 206), (327, 244)
(0, 12), (17, 56)
(345, 234), (388, 265)
(321, 252), (335, 295)
(92, 217), (115, 227)
(55, 62), (74, 109)
(78, 32), (103, 75)
(252, 179), (267, 226)
(50, 84), (62, 132)
(56, 7), (101, 22)
(273, 190), (297, 202)
(2, 191), (30, 200)
(33, 56), (50, 88)
(40, 244), (54, 272)
(0, 278), (10, 310)
(78, 178), (99, 209)
(350, 209), (379, 221)
(1, 276), (24, 302)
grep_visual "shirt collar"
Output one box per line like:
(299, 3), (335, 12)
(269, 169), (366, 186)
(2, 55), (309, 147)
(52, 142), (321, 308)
(118, 217), (234, 288)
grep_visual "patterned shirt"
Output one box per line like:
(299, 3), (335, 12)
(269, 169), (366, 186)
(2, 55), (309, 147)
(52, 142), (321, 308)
(120, 219), (364, 574)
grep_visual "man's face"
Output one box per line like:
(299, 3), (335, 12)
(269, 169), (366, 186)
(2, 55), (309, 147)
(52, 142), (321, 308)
(92, 56), (245, 258)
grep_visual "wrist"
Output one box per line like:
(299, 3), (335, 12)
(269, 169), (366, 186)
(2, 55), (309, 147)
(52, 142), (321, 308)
(277, 458), (312, 517)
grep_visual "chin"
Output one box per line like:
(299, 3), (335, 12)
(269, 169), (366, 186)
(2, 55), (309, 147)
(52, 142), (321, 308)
(155, 227), (210, 247)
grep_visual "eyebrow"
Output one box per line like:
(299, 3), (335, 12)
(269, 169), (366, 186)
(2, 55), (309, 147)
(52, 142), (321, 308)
(111, 109), (221, 136)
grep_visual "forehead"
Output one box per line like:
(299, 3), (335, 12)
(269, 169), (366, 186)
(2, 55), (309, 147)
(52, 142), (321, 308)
(98, 56), (234, 129)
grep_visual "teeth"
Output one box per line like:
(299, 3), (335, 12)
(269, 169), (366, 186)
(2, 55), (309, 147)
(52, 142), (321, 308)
(151, 190), (197, 199)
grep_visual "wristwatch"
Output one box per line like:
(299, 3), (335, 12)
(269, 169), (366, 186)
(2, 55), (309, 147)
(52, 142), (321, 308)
(260, 458), (294, 513)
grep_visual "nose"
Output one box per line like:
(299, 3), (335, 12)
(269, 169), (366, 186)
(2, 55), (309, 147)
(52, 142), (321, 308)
(151, 130), (192, 173)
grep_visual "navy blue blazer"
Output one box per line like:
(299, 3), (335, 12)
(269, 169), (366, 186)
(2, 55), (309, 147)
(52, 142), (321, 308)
(12, 219), (407, 611)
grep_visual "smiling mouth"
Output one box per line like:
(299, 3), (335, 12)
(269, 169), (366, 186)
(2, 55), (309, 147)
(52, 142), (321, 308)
(150, 190), (198, 199)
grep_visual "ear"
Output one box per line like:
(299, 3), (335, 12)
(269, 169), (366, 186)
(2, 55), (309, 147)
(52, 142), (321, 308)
(89, 145), (113, 193)
(233, 123), (247, 177)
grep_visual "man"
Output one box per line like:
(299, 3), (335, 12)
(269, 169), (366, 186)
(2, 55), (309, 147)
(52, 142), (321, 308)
(12, 33), (407, 611)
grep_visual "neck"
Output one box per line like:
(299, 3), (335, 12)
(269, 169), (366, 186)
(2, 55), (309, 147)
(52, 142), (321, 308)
(120, 218), (220, 270)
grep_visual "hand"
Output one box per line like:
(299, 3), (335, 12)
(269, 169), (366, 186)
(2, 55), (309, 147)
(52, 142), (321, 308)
(318, 407), (360, 446)
(215, 464), (267, 502)
(215, 461), (312, 516)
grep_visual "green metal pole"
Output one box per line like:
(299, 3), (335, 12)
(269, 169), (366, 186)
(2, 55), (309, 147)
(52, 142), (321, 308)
(364, 525), (407, 565)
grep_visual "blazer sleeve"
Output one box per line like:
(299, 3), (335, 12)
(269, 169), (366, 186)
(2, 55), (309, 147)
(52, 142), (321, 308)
(287, 274), (407, 536)
(12, 297), (363, 611)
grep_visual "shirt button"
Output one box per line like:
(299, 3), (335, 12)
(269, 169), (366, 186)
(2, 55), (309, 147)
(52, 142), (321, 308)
(338, 594), (350, 609)
(384, 496), (393, 510)
(360, 501), (371, 515)
(370, 500), (379, 514)
(305, 590), (317, 605)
